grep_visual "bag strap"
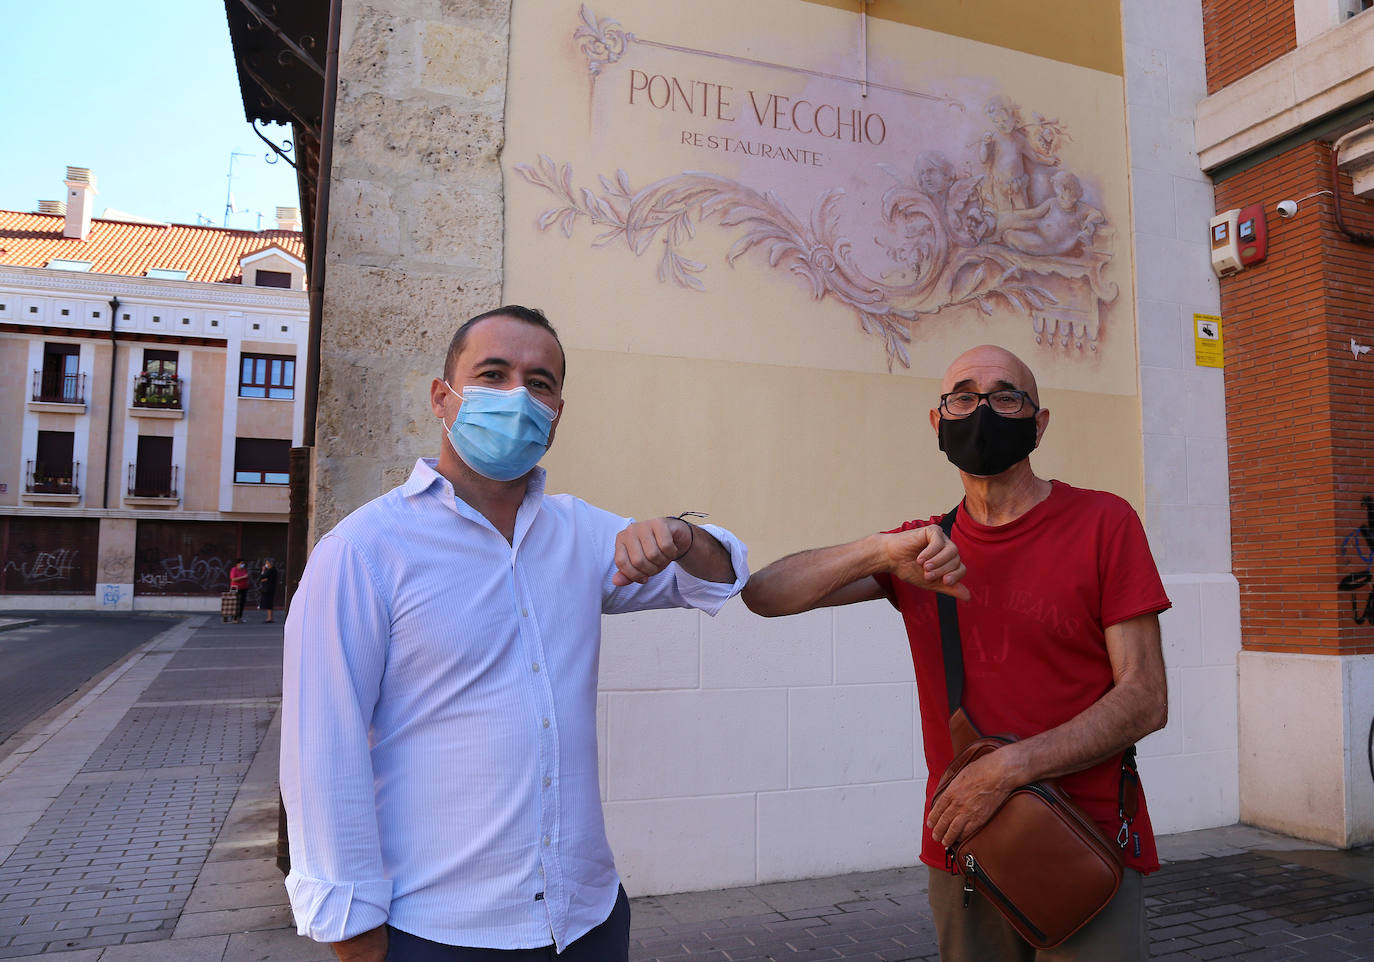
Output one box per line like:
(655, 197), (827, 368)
(934, 506), (963, 715)
(934, 501), (1140, 850)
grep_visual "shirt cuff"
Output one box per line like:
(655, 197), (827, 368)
(672, 523), (750, 615)
(285, 870), (392, 943)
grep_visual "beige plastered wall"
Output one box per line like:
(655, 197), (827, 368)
(0, 336), (28, 505)
(321, 0), (1150, 892)
(87, 340), (116, 508)
(184, 349), (227, 512)
(510, 0), (1145, 564)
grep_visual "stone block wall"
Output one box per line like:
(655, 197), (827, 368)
(316, 0), (511, 541)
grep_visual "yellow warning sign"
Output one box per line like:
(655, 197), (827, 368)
(1194, 313), (1223, 368)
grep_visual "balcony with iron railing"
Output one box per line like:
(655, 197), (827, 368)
(24, 459), (81, 501)
(29, 370), (87, 411)
(126, 462), (180, 503)
(130, 372), (185, 418)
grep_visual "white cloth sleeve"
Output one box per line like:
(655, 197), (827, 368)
(602, 522), (749, 615)
(280, 534), (394, 942)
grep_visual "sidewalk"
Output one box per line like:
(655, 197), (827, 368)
(0, 614), (1370, 961)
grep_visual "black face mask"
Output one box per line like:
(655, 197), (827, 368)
(938, 405), (1038, 477)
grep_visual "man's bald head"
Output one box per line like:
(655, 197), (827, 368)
(940, 344), (1041, 406)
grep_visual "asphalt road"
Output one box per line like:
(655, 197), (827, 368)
(0, 611), (184, 752)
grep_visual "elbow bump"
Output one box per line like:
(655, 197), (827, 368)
(740, 587), (778, 618)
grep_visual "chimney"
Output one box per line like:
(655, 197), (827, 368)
(275, 206), (302, 232)
(37, 200), (67, 216)
(63, 166), (97, 240)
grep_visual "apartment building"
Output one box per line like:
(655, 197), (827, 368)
(1196, 0), (1374, 847)
(0, 167), (307, 611)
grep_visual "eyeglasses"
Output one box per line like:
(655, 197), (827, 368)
(939, 390), (1038, 418)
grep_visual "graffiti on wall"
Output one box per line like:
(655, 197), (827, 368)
(0, 519), (99, 595)
(137, 554), (234, 593)
(1337, 495), (1374, 625)
(516, 5), (1119, 368)
(3, 549), (79, 585)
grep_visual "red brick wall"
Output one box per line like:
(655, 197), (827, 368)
(1215, 141), (1374, 655)
(1202, 0), (1296, 94)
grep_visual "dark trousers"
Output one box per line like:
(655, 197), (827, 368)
(385, 887), (630, 961)
(927, 865), (1146, 961)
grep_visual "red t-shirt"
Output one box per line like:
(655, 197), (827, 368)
(230, 565), (251, 590)
(873, 481), (1170, 874)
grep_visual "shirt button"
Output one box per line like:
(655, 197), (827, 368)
(542, 718), (550, 729)
(522, 608), (529, 617)
(543, 835), (551, 846)
(532, 662), (540, 672)
(543, 776), (551, 787)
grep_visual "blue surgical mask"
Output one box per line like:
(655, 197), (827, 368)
(442, 382), (559, 482)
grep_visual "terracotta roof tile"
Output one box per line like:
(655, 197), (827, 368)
(0, 211), (306, 285)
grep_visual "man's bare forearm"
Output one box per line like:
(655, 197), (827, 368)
(742, 536), (890, 616)
(332, 924), (387, 962)
(996, 677), (1165, 787)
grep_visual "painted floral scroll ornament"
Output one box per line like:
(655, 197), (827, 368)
(516, 153), (1116, 368)
(575, 5), (632, 79)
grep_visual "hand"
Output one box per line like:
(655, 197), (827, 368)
(927, 752), (1013, 849)
(882, 526), (970, 601)
(613, 518), (691, 587)
(331, 925), (387, 962)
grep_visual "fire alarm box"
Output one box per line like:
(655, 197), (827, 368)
(1236, 203), (1268, 267)
(1210, 209), (1241, 277)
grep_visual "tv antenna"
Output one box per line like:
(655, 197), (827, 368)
(224, 151), (254, 227)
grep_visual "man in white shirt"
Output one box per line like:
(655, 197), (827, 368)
(280, 306), (752, 962)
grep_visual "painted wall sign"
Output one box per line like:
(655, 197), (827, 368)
(508, 3), (1131, 374)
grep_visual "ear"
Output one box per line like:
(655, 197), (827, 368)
(929, 407), (942, 433)
(430, 378), (451, 420)
(1033, 407), (1050, 447)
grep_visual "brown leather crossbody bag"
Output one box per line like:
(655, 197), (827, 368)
(929, 506), (1138, 950)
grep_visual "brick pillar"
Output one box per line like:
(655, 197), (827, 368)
(1215, 141), (1374, 846)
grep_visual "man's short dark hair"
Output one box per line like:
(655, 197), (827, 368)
(444, 305), (566, 383)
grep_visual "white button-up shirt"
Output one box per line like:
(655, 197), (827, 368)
(280, 459), (748, 950)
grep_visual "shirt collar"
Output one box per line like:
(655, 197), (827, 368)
(402, 459), (547, 538)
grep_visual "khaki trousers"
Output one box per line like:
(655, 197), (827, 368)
(927, 865), (1146, 962)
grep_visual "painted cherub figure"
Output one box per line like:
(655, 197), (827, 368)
(914, 151), (995, 247)
(998, 170), (1105, 256)
(979, 95), (1056, 212)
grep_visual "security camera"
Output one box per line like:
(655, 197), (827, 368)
(1276, 200), (1298, 218)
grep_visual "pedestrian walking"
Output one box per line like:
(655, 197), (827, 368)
(257, 559), (279, 623)
(229, 559), (250, 623)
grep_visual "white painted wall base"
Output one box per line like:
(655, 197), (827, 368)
(0, 592), (219, 612)
(133, 596), (219, 613)
(0, 594), (99, 611)
(1238, 650), (1374, 847)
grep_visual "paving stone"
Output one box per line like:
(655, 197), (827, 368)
(140, 666), (281, 703)
(97, 933), (230, 960)
(222, 926), (338, 962)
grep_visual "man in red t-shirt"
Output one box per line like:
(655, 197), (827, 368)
(743, 345), (1168, 961)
